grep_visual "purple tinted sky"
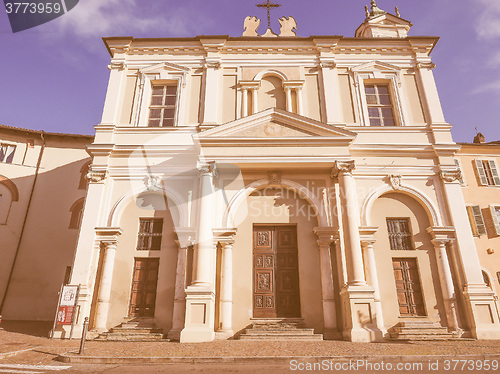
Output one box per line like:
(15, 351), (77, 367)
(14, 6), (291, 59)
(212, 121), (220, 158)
(0, 0), (499, 142)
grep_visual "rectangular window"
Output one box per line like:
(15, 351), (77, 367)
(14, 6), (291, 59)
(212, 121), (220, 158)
(489, 205), (500, 236)
(475, 159), (500, 186)
(0, 144), (16, 163)
(466, 205), (486, 236)
(365, 84), (396, 126)
(148, 84), (177, 127)
(387, 218), (414, 250)
(137, 218), (163, 250)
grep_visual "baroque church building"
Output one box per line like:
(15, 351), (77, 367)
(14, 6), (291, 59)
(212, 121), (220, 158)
(4, 2), (500, 342)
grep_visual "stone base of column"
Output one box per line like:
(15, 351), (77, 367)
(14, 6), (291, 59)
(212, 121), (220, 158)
(340, 285), (384, 342)
(167, 300), (186, 341)
(323, 328), (343, 340)
(215, 330), (234, 340)
(180, 286), (216, 343)
(463, 284), (500, 339)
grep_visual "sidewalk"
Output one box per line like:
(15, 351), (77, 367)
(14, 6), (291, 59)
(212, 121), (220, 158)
(2, 322), (500, 365)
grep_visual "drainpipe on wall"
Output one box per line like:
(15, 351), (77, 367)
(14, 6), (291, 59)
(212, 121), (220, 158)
(0, 131), (46, 316)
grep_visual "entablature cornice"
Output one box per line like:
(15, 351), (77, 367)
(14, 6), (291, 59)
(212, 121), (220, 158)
(107, 35), (436, 59)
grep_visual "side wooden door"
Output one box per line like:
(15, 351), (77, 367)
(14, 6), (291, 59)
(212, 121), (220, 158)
(392, 258), (426, 316)
(128, 258), (160, 317)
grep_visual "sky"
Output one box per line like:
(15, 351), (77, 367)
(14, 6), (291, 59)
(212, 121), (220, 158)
(0, 0), (499, 142)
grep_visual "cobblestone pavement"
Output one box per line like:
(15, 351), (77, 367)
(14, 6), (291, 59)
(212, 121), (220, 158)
(2, 322), (500, 373)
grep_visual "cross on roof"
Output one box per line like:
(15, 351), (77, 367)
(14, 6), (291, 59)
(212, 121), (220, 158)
(256, 0), (282, 29)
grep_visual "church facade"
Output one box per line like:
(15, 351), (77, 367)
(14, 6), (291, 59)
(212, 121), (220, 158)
(43, 4), (500, 342)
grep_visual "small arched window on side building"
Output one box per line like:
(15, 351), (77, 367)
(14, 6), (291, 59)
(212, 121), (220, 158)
(79, 161), (91, 190)
(482, 270), (492, 289)
(69, 198), (85, 229)
(0, 175), (19, 225)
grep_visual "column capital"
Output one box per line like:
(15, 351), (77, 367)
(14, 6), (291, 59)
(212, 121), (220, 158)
(440, 169), (462, 183)
(359, 226), (378, 246)
(175, 228), (196, 248)
(313, 227), (338, 247)
(427, 226), (456, 244)
(197, 161), (217, 178)
(86, 169), (107, 183)
(95, 227), (123, 240)
(107, 62), (126, 71)
(239, 80), (260, 90)
(213, 228), (237, 246)
(331, 160), (355, 178)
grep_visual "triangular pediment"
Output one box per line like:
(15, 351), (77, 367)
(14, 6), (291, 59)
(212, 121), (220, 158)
(196, 108), (356, 145)
(140, 62), (190, 74)
(368, 13), (412, 27)
(351, 60), (401, 73)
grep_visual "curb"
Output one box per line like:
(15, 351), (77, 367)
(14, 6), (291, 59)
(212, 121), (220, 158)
(57, 353), (500, 364)
(0, 348), (35, 359)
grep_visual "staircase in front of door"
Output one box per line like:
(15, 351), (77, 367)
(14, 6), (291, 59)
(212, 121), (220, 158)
(94, 318), (168, 341)
(238, 318), (323, 340)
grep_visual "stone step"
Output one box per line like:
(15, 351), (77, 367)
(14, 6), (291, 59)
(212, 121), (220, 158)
(110, 327), (163, 334)
(95, 336), (169, 342)
(390, 327), (450, 334)
(98, 332), (165, 338)
(244, 328), (316, 335)
(239, 334), (323, 340)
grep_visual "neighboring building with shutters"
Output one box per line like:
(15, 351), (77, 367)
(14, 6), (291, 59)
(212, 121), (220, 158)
(2, 2), (500, 343)
(456, 135), (500, 307)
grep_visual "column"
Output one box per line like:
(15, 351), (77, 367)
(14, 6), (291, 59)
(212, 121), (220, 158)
(101, 62), (126, 125)
(167, 240), (190, 341)
(202, 61), (221, 125)
(252, 88), (259, 114)
(180, 162), (217, 343)
(331, 161), (365, 286)
(285, 87), (292, 112)
(219, 240), (234, 335)
(432, 238), (460, 333)
(314, 227), (340, 340)
(319, 61), (343, 125)
(241, 88), (248, 117)
(415, 62), (446, 124)
(297, 88), (304, 116)
(93, 230), (122, 331)
(192, 162), (216, 287)
(359, 229), (385, 334)
(332, 161), (378, 342)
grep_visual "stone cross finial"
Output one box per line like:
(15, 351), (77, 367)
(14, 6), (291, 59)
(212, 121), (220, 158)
(256, 0), (281, 29)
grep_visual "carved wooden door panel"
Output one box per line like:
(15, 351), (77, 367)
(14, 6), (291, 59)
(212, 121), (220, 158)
(392, 258), (426, 316)
(253, 225), (300, 318)
(129, 258), (159, 317)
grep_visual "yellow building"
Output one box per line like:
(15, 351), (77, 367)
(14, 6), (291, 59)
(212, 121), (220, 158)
(456, 134), (500, 313)
(2, 2), (500, 342)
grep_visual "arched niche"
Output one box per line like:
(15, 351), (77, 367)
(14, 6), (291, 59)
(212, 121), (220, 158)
(0, 175), (19, 224)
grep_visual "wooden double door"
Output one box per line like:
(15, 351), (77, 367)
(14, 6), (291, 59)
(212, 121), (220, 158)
(253, 225), (301, 318)
(128, 258), (159, 317)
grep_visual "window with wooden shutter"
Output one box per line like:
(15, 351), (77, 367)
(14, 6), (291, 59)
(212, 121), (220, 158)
(466, 205), (486, 236)
(489, 205), (500, 236)
(387, 218), (414, 250)
(0, 144), (16, 163)
(137, 218), (163, 250)
(475, 159), (500, 186)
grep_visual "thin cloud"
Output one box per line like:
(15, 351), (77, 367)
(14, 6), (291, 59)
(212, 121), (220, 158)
(472, 79), (500, 95)
(46, 0), (195, 38)
(474, 0), (500, 39)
